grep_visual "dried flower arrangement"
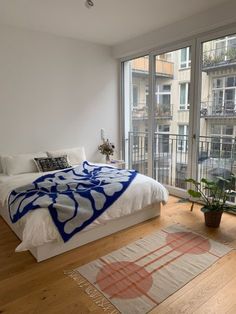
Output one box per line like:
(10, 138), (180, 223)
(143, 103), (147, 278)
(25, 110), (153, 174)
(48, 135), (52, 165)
(98, 139), (115, 162)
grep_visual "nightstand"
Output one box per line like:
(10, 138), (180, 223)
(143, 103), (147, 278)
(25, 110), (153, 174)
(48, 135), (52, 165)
(106, 160), (126, 169)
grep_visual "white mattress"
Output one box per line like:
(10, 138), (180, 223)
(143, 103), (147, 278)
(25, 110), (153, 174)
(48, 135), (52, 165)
(0, 165), (168, 252)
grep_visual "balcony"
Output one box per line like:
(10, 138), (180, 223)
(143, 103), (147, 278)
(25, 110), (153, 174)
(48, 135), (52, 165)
(132, 103), (173, 120)
(127, 132), (236, 193)
(156, 59), (174, 78)
(155, 103), (173, 119)
(131, 58), (174, 78)
(202, 46), (236, 72)
(132, 107), (148, 120)
(200, 101), (236, 119)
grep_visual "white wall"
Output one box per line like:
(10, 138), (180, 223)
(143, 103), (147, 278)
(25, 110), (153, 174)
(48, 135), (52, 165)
(113, 0), (236, 58)
(0, 25), (118, 161)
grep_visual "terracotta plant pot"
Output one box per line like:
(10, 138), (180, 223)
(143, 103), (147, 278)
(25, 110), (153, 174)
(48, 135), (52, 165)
(202, 209), (223, 228)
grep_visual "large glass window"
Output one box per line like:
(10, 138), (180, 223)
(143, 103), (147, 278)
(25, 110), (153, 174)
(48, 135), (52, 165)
(123, 56), (149, 175)
(122, 31), (236, 201)
(153, 47), (191, 188)
(200, 33), (236, 204)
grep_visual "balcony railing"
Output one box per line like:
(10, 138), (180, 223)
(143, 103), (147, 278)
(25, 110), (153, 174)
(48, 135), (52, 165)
(156, 59), (174, 78)
(132, 103), (173, 120)
(131, 58), (174, 78)
(156, 103), (173, 119)
(202, 45), (236, 71)
(200, 101), (236, 118)
(127, 132), (236, 193)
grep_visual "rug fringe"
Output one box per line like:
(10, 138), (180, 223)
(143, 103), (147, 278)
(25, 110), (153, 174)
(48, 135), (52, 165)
(64, 270), (120, 314)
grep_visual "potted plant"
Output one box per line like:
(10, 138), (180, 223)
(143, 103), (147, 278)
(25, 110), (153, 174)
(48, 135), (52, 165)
(185, 176), (236, 228)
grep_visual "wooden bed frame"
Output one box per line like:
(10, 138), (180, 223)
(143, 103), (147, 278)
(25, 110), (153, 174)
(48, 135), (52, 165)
(0, 203), (160, 262)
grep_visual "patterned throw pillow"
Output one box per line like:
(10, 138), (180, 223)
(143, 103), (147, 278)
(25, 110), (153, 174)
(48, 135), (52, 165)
(34, 156), (71, 172)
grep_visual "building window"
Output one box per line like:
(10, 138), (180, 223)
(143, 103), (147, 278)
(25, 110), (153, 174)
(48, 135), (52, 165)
(132, 85), (138, 107)
(212, 76), (236, 115)
(156, 84), (171, 117)
(180, 47), (191, 69)
(179, 83), (190, 110)
(178, 125), (188, 152)
(145, 85), (149, 105)
(156, 84), (171, 105)
(215, 35), (236, 60)
(157, 125), (170, 153)
(210, 124), (234, 158)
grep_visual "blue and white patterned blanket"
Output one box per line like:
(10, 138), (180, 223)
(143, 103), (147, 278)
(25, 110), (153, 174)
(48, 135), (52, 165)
(8, 162), (137, 242)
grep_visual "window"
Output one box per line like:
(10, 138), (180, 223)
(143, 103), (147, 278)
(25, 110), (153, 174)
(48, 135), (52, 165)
(156, 84), (171, 117)
(179, 83), (190, 110)
(215, 35), (236, 61)
(158, 125), (170, 133)
(156, 84), (171, 105)
(210, 124), (234, 158)
(145, 85), (149, 104)
(178, 125), (188, 152)
(123, 31), (236, 200)
(212, 76), (236, 115)
(157, 125), (170, 153)
(180, 47), (191, 69)
(132, 85), (138, 107)
(123, 55), (149, 176)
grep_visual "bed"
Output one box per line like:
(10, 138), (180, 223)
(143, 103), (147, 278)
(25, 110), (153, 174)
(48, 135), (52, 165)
(0, 149), (168, 262)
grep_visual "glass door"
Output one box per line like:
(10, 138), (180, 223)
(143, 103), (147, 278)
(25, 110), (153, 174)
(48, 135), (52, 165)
(199, 33), (236, 204)
(123, 55), (149, 176)
(153, 47), (192, 191)
(122, 45), (193, 195)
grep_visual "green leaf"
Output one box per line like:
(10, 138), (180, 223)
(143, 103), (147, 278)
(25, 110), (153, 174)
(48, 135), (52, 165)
(201, 178), (215, 185)
(216, 176), (230, 183)
(187, 189), (201, 198)
(185, 178), (200, 185)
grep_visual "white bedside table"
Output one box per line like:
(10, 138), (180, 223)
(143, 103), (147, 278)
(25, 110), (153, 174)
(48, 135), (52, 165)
(106, 160), (126, 169)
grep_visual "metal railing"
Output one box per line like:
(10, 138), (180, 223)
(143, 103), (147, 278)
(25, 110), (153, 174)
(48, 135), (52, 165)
(200, 101), (236, 117)
(127, 132), (236, 192)
(202, 45), (236, 70)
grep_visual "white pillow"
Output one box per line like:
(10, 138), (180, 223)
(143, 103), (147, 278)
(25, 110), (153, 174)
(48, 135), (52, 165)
(47, 147), (86, 166)
(3, 152), (47, 176)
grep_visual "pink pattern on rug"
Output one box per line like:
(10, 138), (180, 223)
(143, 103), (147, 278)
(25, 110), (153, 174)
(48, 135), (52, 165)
(96, 261), (153, 300)
(166, 231), (211, 254)
(95, 231), (211, 302)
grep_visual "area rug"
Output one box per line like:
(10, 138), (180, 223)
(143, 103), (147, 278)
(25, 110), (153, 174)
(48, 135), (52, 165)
(65, 224), (233, 314)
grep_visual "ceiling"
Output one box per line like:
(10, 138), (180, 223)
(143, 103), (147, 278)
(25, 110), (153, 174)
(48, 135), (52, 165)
(0, 0), (231, 46)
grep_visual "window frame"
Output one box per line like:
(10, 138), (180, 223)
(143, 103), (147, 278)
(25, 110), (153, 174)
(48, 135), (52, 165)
(179, 82), (190, 110)
(120, 24), (236, 198)
(179, 47), (191, 69)
(177, 124), (189, 152)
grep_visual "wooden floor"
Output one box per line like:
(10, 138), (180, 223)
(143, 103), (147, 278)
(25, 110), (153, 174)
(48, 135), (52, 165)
(0, 196), (236, 314)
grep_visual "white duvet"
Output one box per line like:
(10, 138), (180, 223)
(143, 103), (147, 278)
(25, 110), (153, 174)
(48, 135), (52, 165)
(0, 165), (168, 252)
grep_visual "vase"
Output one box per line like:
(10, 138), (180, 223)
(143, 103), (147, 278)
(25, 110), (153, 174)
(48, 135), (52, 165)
(105, 155), (110, 163)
